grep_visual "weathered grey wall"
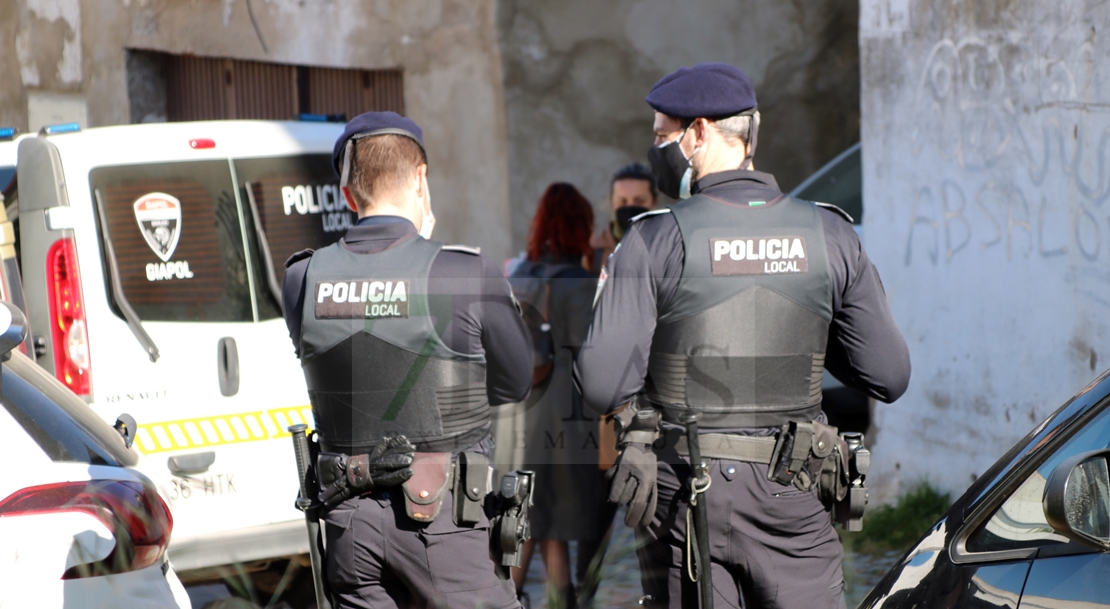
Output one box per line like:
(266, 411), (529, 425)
(6, 0), (514, 261)
(0, 1), (28, 130)
(497, 0), (861, 252)
(860, 0), (1110, 502)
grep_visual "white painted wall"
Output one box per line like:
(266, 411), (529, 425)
(860, 0), (1110, 503)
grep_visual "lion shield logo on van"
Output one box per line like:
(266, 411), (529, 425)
(133, 193), (182, 262)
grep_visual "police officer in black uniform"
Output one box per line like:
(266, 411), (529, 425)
(574, 64), (911, 608)
(283, 112), (531, 608)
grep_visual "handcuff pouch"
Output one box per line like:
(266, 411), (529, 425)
(401, 452), (454, 523)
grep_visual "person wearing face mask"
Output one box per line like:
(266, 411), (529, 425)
(281, 111), (533, 609)
(590, 163), (659, 274)
(574, 64), (911, 608)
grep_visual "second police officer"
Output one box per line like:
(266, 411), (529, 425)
(574, 63), (912, 608)
(282, 112), (533, 608)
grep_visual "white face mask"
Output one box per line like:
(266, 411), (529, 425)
(419, 210), (435, 239)
(417, 178), (435, 239)
(680, 136), (702, 200)
(678, 167), (693, 199)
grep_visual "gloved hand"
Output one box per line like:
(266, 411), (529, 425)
(361, 433), (417, 486)
(606, 442), (658, 528)
(320, 434), (416, 508)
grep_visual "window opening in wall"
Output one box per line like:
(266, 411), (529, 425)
(125, 50), (404, 124)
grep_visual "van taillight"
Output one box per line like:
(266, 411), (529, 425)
(46, 238), (91, 396)
(0, 479), (173, 578)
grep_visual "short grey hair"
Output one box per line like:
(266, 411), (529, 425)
(713, 110), (760, 147)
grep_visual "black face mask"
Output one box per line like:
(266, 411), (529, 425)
(614, 205), (650, 239)
(647, 128), (694, 200)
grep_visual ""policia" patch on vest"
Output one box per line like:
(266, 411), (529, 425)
(314, 280), (410, 319)
(709, 237), (808, 276)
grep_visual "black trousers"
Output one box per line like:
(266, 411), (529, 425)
(321, 488), (520, 609)
(636, 458), (846, 609)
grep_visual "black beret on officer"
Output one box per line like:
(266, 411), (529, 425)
(644, 62), (757, 118)
(332, 111), (427, 185)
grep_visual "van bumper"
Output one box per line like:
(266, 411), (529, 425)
(168, 519), (309, 574)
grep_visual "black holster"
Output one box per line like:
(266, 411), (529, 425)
(488, 470), (535, 570)
(832, 432), (870, 531)
(768, 420), (869, 529)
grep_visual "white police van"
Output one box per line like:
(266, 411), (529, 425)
(8, 119), (349, 580)
(0, 129), (28, 317)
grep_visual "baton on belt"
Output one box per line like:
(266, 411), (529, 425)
(289, 424), (332, 609)
(679, 411), (714, 609)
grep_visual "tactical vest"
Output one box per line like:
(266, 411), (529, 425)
(299, 235), (489, 454)
(645, 194), (833, 428)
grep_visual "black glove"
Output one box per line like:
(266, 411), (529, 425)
(606, 442), (658, 528)
(320, 434), (416, 508)
(361, 434), (417, 487)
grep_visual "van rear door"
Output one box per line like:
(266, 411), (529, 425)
(18, 122), (345, 572)
(86, 157), (317, 549)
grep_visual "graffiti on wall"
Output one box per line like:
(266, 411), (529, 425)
(904, 36), (1110, 266)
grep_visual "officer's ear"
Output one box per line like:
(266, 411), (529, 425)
(691, 117), (713, 149)
(414, 164), (429, 199)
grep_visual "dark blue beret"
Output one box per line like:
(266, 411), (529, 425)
(332, 111), (426, 181)
(645, 62), (757, 119)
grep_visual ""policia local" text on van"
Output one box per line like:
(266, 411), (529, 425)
(282, 184), (352, 233)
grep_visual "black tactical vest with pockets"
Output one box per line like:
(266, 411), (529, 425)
(646, 194), (833, 428)
(299, 235), (489, 453)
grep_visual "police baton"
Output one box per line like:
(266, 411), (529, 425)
(679, 411), (713, 609)
(289, 423), (332, 609)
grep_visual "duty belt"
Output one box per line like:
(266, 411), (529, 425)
(666, 431), (777, 464)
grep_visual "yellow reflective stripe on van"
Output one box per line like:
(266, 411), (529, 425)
(134, 406), (315, 454)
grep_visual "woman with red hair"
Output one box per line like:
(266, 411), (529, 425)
(498, 183), (600, 608)
(525, 182), (595, 274)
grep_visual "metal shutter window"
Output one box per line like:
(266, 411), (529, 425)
(152, 52), (403, 122)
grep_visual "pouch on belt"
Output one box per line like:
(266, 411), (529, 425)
(453, 451), (492, 526)
(768, 419), (848, 502)
(402, 452), (455, 522)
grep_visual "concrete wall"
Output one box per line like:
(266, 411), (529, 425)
(497, 0), (862, 252)
(5, 0), (514, 260)
(6, 0), (864, 259)
(860, 0), (1110, 502)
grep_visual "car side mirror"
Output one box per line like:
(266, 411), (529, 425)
(0, 301), (28, 361)
(1043, 449), (1110, 550)
(114, 413), (137, 449)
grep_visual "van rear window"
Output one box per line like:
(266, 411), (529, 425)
(89, 161), (253, 322)
(234, 155), (353, 289)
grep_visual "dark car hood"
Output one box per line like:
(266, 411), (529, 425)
(860, 367), (1110, 608)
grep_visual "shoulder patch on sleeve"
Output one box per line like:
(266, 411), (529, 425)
(441, 244), (481, 256)
(629, 208), (672, 225)
(284, 248), (314, 268)
(814, 202), (855, 225)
